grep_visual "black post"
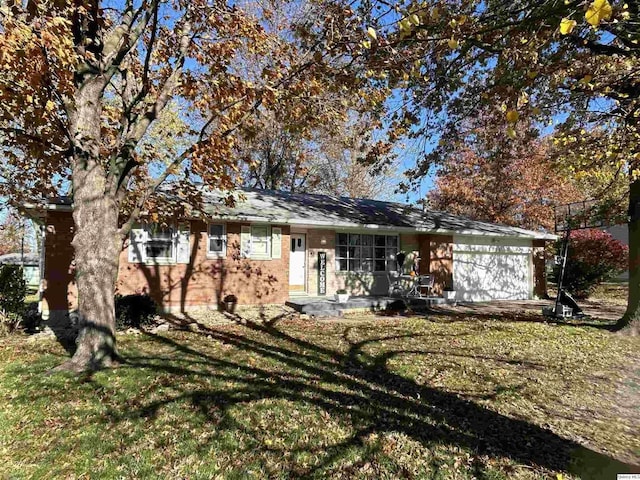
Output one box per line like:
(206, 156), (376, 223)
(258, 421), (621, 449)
(555, 228), (571, 315)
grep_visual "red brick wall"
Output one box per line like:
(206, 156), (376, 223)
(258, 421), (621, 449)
(42, 213), (291, 312)
(306, 229), (336, 296)
(532, 239), (548, 298)
(416, 234), (454, 295)
(42, 211), (78, 312)
(117, 221), (291, 309)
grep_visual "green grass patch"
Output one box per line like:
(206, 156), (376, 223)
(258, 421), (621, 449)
(1, 314), (638, 479)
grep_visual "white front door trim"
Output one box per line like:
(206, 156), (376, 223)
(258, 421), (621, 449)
(289, 233), (307, 292)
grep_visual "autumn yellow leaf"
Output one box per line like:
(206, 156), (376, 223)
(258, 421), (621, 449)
(447, 38), (459, 50)
(506, 126), (517, 139)
(362, 40), (371, 49)
(399, 18), (412, 32)
(585, 0), (612, 27)
(367, 27), (377, 41)
(45, 100), (55, 112)
(506, 110), (519, 123)
(559, 18), (577, 35)
(518, 92), (529, 106)
(409, 14), (420, 26)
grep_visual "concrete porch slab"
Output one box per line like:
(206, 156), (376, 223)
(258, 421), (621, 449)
(286, 295), (446, 316)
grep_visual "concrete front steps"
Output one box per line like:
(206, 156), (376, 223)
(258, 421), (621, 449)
(285, 295), (446, 317)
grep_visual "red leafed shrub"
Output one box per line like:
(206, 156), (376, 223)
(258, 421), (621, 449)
(553, 229), (628, 298)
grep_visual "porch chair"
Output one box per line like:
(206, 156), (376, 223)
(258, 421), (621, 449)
(407, 274), (434, 298)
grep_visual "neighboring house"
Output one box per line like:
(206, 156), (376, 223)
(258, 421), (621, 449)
(603, 224), (629, 281)
(0, 252), (40, 290)
(28, 189), (554, 321)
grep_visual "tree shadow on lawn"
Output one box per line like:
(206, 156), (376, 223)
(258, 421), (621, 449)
(110, 313), (640, 478)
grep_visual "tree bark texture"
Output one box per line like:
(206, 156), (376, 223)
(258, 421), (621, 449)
(55, 77), (123, 372)
(618, 177), (640, 336)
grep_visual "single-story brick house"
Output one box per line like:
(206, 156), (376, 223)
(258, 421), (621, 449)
(33, 189), (554, 319)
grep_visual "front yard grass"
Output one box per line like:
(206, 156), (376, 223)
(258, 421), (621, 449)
(1, 312), (638, 479)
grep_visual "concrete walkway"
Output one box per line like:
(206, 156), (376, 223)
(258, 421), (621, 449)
(286, 295), (446, 316)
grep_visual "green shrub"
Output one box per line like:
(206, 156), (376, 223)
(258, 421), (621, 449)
(0, 265), (27, 335)
(552, 229), (627, 299)
(115, 293), (158, 330)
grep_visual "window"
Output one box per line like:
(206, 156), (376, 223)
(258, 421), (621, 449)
(208, 223), (226, 257)
(251, 225), (270, 258)
(145, 226), (174, 260)
(336, 233), (398, 272)
(240, 225), (281, 260)
(129, 223), (190, 264)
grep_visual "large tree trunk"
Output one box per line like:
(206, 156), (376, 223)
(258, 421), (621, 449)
(62, 199), (122, 371)
(55, 77), (123, 372)
(617, 177), (640, 336)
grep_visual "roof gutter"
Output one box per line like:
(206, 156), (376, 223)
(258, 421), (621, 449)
(21, 202), (73, 212)
(210, 214), (558, 241)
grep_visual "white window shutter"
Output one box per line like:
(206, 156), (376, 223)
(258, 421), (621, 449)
(241, 225), (251, 258)
(176, 222), (191, 264)
(128, 228), (147, 263)
(271, 227), (282, 259)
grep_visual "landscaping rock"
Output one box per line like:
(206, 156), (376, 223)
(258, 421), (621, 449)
(151, 323), (170, 333)
(26, 327), (55, 343)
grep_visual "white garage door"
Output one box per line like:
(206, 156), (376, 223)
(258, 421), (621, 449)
(453, 236), (532, 302)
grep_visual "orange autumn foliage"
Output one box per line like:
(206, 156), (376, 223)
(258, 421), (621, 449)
(429, 142), (583, 232)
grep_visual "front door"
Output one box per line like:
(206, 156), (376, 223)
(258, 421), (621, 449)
(289, 234), (306, 292)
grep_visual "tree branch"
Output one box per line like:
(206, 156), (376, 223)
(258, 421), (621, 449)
(101, 1), (156, 75)
(108, 17), (193, 196)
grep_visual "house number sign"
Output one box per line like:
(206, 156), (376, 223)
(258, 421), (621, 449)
(318, 252), (327, 295)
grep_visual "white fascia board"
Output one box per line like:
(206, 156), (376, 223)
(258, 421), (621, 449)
(22, 202), (73, 212)
(208, 214), (557, 240)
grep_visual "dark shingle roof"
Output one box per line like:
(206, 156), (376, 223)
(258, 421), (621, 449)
(203, 189), (555, 240)
(30, 188), (555, 239)
(0, 253), (39, 265)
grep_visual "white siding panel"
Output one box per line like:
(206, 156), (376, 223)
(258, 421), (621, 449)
(453, 236), (532, 302)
